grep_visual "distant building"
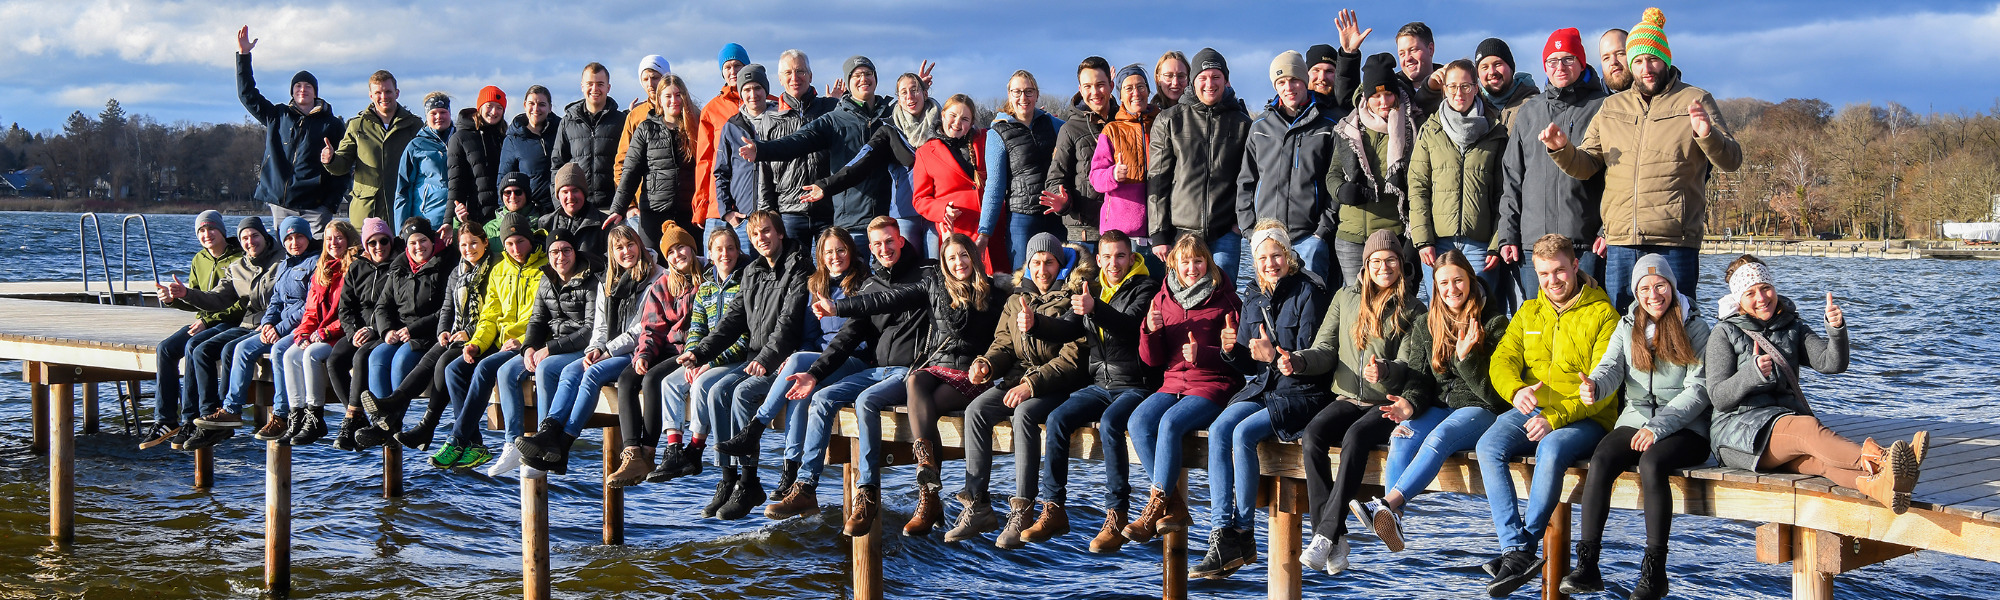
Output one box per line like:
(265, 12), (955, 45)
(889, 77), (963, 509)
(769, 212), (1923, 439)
(1, 166), (52, 197)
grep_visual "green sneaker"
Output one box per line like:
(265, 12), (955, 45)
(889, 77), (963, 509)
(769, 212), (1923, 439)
(455, 445), (494, 469)
(429, 444), (464, 469)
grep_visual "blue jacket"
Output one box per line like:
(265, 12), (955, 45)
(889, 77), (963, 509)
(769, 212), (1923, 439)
(395, 126), (451, 227)
(259, 251), (320, 333)
(498, 112), (561, 212)
(753, 95), (895, 230)
(237, 53), (348, 211)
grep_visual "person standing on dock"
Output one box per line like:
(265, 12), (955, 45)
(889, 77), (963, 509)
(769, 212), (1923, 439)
(322, 70), (422, 227)
(539, 165), (610, 265)
(609, 73), (701, 252)
(234, 26), (346, 235)
(1236, 50), (1340, 285)
(1408, 59), (1509, 300)
(1494, 28), (1609, 305)
(550, 62), (627, 213)
(181, 216), (281, 448)
(978, 70), (1065, 276)
(794, 70), (943, 257)
(735, 54), (897, 252)
(1145, 48), (1251, 278)
(1327, 53), (1417, 288)
(1476, 39), (1539, 130)
(140, 210), (246, 451)
(447, 86), (510, 230)
(1042, 57), (1115, 248)
(394, 93), (455, 232)
(1544, 8), (1742, 313)
(1086, 64), (1157, 259)
(435, 214), (547, 469)
(694, 44), (752, 256)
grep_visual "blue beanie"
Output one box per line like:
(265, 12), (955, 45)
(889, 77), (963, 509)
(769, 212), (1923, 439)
(279, 216), (313, 242)
(718, 43), (749, 71)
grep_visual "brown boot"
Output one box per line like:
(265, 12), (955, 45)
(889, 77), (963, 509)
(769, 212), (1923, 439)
(942, 493), (1000, 543)
(607, 446), (655, 488)
(766, 481), (821, 520)
(912, 440), (942, 492)
(843, 485), (879, 537)
(1855, 468), (1909, 514)
(904, 487), (944, 537)
(1904, 432), (1930, 492)
(1885, 439), (1920, 494)
(1090, 509), (1130, 553)
(994, 497), (1035, 550)
(1021, 500), (1070, 544)
(1123, 487), (1170, 544)
(1157, 487), (1191, 535)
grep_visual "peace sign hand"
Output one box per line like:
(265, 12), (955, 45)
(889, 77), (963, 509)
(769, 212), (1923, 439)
(918, 60), (936, 89)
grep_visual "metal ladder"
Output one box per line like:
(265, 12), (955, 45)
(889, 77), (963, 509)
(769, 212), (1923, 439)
(77, 212), (159, 305)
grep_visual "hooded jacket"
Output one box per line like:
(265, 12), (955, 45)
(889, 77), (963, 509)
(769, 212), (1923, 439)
(717, 100), (826, 217)
(1072, 259), (1160, 390)
(337, 250), (401, 337)
(325, 105), (422, 224)
(1236, 96), (1341, 243)
(1408, 99), (1510, 247)
(1226, 270), (1333, 438)
(1139, 276), (1244, 403)
(498, 112), (562, 212)
(612, 111), (695, 217)
(1586, 300), (1714, 441)
(1294, 283), (1427, 405)
(469, 248), (548, 352)
(178, 243), (280, 328)
(437, 249), (496, 337)
(1706, 296), (1846, 470)
(237, 54), (348, 212)
(1552, 67), (1743, 248)
(167, 246), (246, 326)
(1484, 72), (1541, 131)
(753, 94), (896, 230)
(1386, 300), (1512, 413)
(536, 208), (609, 265)
(447, 109), (507, 225)
(1147, 88), (1253, 247)
(394, 125), (452, 227)
(525, 264), (601, 355)
(684, 264), (747, 367)
(684, 239), (814, 371)
(979, 259), (1090, 393)
(1496, 67), (1609, 249)
(632, 269), (698, 366)
(292, 262), (347, 344)
(814, 255), (935, 378)
(1488, 283), (1621, 431)
(588, 265), (664, 357)
(382, 249), (455, 350)
(691, 86), (743, 224)
(1329, 98), (1418, 243)
(550, 97), (627, 212)
(260, 251), (320, 334)
(1047, 98), (1114, 239)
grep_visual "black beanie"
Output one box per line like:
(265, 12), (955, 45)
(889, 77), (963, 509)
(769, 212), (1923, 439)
(1475, 38), (1516, 71)
(400, 216), (435, 241)
(1192, 47), (1228, 78)
(290, 70), (318, 92)
(1305, 44), (1339, 67)
(546, 226), (581, 253)
(1360, 53), (1398, 96)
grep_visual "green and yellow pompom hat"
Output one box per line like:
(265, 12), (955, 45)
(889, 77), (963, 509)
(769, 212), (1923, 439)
(1627, 7), (1672, 68)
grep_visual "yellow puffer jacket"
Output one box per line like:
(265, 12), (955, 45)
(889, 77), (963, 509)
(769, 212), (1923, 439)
(1488, 282), (1621, 430)
(469, 248), (549, 351)
(1550, 68), (1742, 248)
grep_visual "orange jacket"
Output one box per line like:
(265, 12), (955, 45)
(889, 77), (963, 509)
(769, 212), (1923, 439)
(690, 86), (742, 223)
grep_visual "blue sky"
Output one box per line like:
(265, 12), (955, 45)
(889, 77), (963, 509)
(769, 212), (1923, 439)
(3, 0), (1998, 132)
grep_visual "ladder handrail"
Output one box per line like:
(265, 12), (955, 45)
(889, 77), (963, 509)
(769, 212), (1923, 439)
(119, 214), (160, 290)
(76, 213), (112, 295)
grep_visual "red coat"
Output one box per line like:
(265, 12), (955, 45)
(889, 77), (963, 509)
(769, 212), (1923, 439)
(292, 267), (347, 344)
(912, 131), (1004, 270)
(1138, 280), (1244, 404)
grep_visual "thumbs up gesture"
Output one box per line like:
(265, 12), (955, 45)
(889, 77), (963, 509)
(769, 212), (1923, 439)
(1754, 343), (1775, 379)
(736, 135), (758, 161)
(1539, 122), (1569, 151)
(1112, 151), (1129, 182)
(1274, 345), (1297, 376)
(1823, 291), (1844, 328)
(320, 137), (335, 164)
(1248, 323), (1277, 363)
(1577, 372), (1597, 405)
(1071, 291), (1094, 316)
(1181, 331), (1200, 364)
(1016, 303), (1035, 334)
(1513, 381), (1544, 415)
(157, 274), (188, 302)
(1219, 313), (1239, 351)
(811, 293), (837, 319)
(1146, 299), (1166, 332)
(1362, 354), (1384, 384)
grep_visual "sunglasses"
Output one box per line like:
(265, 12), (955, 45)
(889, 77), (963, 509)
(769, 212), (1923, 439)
(366, 239), (393, 247)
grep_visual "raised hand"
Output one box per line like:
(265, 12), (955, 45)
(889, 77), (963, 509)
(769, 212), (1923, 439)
(736, 135), (758, 161)
(1539, 122), (1569, 151)
(1248, 323), (1277, 363)
(1754, 344), (1775, 379)
(968, 359), (992, 385)
(1016, 303), (1035, 333)
(1688, 101), (1712, 138)
(1181, 331), (1199, 364)
(1824, 291), (1844, 328)
(1037, 187), (1069, 215)
(1219, 313), (1239, 351)
(1112, 151), (1129, 182)
(811, 294), (837, 319)
(164, 274), (188, 301)
(826, 78), (846, 99)
(320, 138), (335, 164)
(236, 26), (257, 54)
(1455, 329), (1476, 361)
(1577, 372), (1597, 405)
(800, 184), (826, 203)
(785, 372), (819, 400)
(918, 60), (936, 89)
(1335, 9), (1372, 53)
(1512, 381), (1544, 415)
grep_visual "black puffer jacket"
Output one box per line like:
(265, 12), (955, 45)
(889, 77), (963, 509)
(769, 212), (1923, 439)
(1077, 265), (1160, 390)
(611, 113), (693, 216)
(383, 250), (456, 350)
(993, 111), (1061, 215)
(839, 268), (1006, 371)
(550, 98), (627, 212)
(814, 255), (935, 378)
(536, 209), (608, 266)
(1146, 88), (1253, 247)
(339, 251), (401, 337)
(524, 265), (601, 355)
(1047, 98), (1113, 238)
(447, 109), (507, 225)
(685, 239), (814, 371)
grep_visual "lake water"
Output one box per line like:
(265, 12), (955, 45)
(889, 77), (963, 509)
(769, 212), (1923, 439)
(1, 211), (1995, 599)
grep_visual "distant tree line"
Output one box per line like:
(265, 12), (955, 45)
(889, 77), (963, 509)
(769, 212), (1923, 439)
(0, 99), (265, 206)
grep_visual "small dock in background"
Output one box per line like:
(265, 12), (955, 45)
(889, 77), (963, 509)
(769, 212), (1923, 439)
(1701, 239), (2000, 260)
(0, 280), (156, 304)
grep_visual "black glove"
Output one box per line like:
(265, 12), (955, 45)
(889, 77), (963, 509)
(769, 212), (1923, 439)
(1337, 180), (1366, 206)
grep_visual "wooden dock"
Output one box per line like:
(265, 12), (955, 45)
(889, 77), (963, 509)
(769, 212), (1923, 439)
(0, 280), (158, 304)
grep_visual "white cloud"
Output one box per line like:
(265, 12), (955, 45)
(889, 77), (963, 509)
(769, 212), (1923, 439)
(53, 82), (184, 107)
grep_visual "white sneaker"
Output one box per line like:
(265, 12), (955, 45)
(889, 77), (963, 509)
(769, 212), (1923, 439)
(1302, 534), (1335, 573)
(487, 443), (524, 478)
(1324, 535), (1351, 575)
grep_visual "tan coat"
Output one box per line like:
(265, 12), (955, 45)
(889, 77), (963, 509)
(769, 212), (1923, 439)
(979, 282), (1089, 394)
(1551, 69), (1742, 247)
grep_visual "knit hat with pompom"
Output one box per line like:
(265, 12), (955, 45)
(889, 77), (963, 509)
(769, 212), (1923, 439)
(1627, 7), (1672, 68)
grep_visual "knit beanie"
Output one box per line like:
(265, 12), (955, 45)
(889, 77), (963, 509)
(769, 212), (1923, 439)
(1361, 229), (1402, 263)
(280, 216), (312, 242)
(1476, 38), (1516, 71)
(236, 216), (269, 243)
(658, 221), (698, 257)
(1192, 48), (1228, 78)
(289, 71), (318, 93)
(1305, 44), (1339, 67)
(718, 43), (750, 71)
(553, 163), (586, 194)
(400, 216), (435, 242)
(1544, 28), (1585, 64)
(1360, 53), (1398, 96)
(500, 171), (531, 194)
(1630, 253), (1678, 297)
(495, 212), (536, 245)
(546, 226), (581, 253)
(477, 86), (507, 110)
(1024, 232), (1064, 270)
(1269, 51), (1307, 86)
(1115, 64), (1148, 88)
(361, 217), (393, 242)
(843, 55), (876, 80)
(639, 54), (671, 79)
(736, 63), (770, 92)
(194, 209), (225, 233)
(1627, 8), (1672, 68)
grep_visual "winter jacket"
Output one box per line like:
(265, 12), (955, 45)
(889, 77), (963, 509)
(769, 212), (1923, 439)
(1329, 101), (1418, 243)
(613, 100), (655, 192)
(236, 53), (347, 212)
(1483, 72), (1540, 131)
(801, 279), (852, 353)
(1138, 279), (1244, 403)
(1047, 99), (1114, 239)
(1073, 261), (1160, 390)
(1586, 301), (1714, 441)
(1495, 68), (1609, 249)
(337, 251), (400, 337)
(394, 126), (452, 228)
(438, 250), (496, 337)
(1386, 301), (1511, 413)
(260, 251), (319, 334)
(536, 208), (608, 265)
(717, 101), (826, 218)
(684, 240), (814, 371)
(1089, 134), (1148, 239)
(813, 120), (924, 222)
(631, 270), (697, 366)
(1408, 101), (1509, 247)
(524, 265), (600, 355)
(588, 265), (664, 357)
(754, 94), (897, 231)
(684, 265), (747, 367)
(1294, 283), (1427, 405)
(612, 111), (694, 217)
(979, 269), (1090, 394)
(292, 265), (347, 344)
(446, 109), (507, 225)
(550, 98), (627, 212)
(468, 249), (548, 352)
(1225, 271), (1333, 435)
(382, 250), (455, 350)
(913, 132), (1005, 269)
(816, 256), (935, 378)
(178, 244), (280, 328)
(980, 110), (1063, 235)
(1706, 296), (1847, 470)
(840, 268), (1006, 371)
(691, 86), (743, 224)
(1146, 89), (1252, 247)
(498, 113), (562, 212)
(1236, 97), (1340, 243)
(166, 246), (247, 326)
(1489, 283), (1621, 431)
(325, 105), (423, 224)
(1552, 68), (1743, 248)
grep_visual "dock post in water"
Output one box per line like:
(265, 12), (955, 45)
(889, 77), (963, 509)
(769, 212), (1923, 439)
(383, 445), (403, 498)
(846, 437), (884, 600)
(49, 381), (74, 543)
(81, 382), (98, 434)
(522, 468), (550, 600)
(1542, 502), (1571, 600)
(194, 447), (214, 490)
(1265, 477), (1305, 600)
(1162, 473), (1188, 600)
(265, 440), (291, 596)
(30, 376), (48, 455)
(602, 425), (623, 545)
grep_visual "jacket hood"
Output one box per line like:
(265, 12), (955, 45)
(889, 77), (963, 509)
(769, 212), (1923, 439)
(1484, 71), (1540, 106)
(1547, 65), (1607, 103)
(508, 112), (559, 137)
(562, 97), (622, 120)
(1064, 93), (1113, 124)
(454, 107), (504, 131)
(293, 98), (332, 116)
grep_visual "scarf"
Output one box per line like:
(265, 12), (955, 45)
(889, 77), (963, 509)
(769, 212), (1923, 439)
(1717, 263), (1773, 319)
(1102, 104), (1157, 183)
(1165, 270), (1215, 310)
(891, 99), (942, 148)
(940, 132), (978, 180)
(1480, 71), (1537, 108)
(1438, 99), (1491, 152)
(1355, 102), (1411, 169)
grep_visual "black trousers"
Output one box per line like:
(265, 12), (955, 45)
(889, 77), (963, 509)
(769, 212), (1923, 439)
(1301, 400), (1398, 537)
(1578, 426), (1711, 548)
(616, 362), (679, 448)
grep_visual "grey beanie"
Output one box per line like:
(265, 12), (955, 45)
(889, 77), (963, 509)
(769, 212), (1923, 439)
(1192, 47), (1229, 78)
(195, 210), (225, 233)
(1630, 253), (1678, 296)
(843, 55), (875, 80)
(736, 63), (769, 92)
(236, 216), (269, 242)
(1024, 232), (1065, 269)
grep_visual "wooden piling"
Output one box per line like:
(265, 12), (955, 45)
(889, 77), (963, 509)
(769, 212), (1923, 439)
(602, 425), (623, 545)
(1162, 474), (1188, 600)
(522, 468), (550, 600)
(1542, 502), (1571, 600)
(49, 382), (73, 543)
(383, 445), (403, 499)
(81, 382), (98, 434)
(31, 379), (48, 455)
(265, 441), (291, 596)
(1265, 477), (1305, 600)
(1792, 527), (1835, 600)
(847, 437), (883, 600)
(194, 447), (214, 490)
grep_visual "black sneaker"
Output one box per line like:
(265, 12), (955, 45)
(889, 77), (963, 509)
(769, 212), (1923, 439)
(1486, 550), (1545, 598)
(289, 408), (329, 446)
(716, 419), (766, 457)
(182, 427), (234, 451)
(1189, 528), (1249, 580)
(652, 443), (705, 482)
(139, 423), (180, 450)
(717, 476), (767, 520)
(168, 427), (196, 450)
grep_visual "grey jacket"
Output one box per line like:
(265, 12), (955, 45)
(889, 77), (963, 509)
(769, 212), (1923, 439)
(179, 245), (283, 328)
(1495, 67), (1609, 249)
(588, 265), (664, 357)
(1145, 88), (1253, 247)
(1586, 301), (1714, 440)
(1235, 97), (1340, 243)
(1704, 296), (1848, 470)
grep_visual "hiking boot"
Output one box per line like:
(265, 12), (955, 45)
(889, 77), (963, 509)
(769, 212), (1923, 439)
(649, 443), (702, 483)
(289, 407), (328, 446)
(1089, 509), (1129, 553)
(844, 485), (879, 537)
(1235, 524), (1258, 568)
(1486, 549), (1545, 597)
(193, 409), (243, 430)
(1855, 468), (1909, 513)
(332, 410), (363, 451)
(1629, 545), (1670, 600)
(1020, 500), (1069, 544)
(182, 427), (234, 451)
(428, 444), (464, 469)
(395, 406), (443, 450)
(168, 427), (196, 451)
(716, 474), (766, 520)
(912, 440), (943, 492)
(253, 416), (288, 441)
(703, 475), (736, 518)
(904, 487), (944, 537)
(942, 493), (999, 543)
(276, 409), (308, 445)
(1888, 439), (1921, 493)
(716, 419), (766, 457)
(453, 445), (493, 470)
(1123, 487), (1171, 544)
(766, 481), (820, 520)
(773, 460), (801, 501)
(358, 391), (390, 431)
(607, 446), (654, 488)
(1157, 487), (1191, 536)
(1559, 540), (1604, 594)
(353, 424), (392, 450)
(994, 497), (1035, 550)
(139, 423), (180, 450)
(516, 419), (574, 475)
(1189, 527), (1251, 580)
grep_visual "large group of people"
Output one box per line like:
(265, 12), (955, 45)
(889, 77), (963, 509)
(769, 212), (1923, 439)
(142, 8), (1937, 598)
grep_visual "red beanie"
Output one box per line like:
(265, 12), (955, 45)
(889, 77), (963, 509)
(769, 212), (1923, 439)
(1543, 28), (1584, 64)
(477, 85), (507, 110)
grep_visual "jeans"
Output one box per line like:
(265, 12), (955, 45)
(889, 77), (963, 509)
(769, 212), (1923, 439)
(780, 213), (816, 244)
(1129, 393), (1223, 490)
(544, 354), (628, 436)
(443, 349), (520, 447)
(1208, 401), (1277, 531)
(1292, 236), (1334, 289)
(687, 361), (743, 437)
(1514, 245), (1603, 301)
(1420, 236), (1499, 302)
(268, 203), (332, 237)
(187, 326), (251, 417)
(1384, 406), (1498, 500)
(897, 217), (935, 259)
(704, 218), (751, 256)
(155, 324), (227, 427)
(283, 341), (336, 410)
(1004, 212), (1065, 274)
(364, 341), (422, 399)
(754, 352), (867, 463)
(1211, 231), (1244, 289)
(698, 362), (771, 467)
(1040, 385), (1149, 509)
(832, 366), (910, 487)
(221, 330), (274, 415)
(961, 385), (1065, 500)
(1602, 244), (1700, 313)
(1477, 408), (1607, 551)
(267, 335), (299, 415)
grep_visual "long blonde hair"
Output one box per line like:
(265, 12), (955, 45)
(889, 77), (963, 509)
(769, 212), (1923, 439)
(939, 233), (991, 311)
(602, 226), (650, 296)
(1427, 250), (1486, 373)
(314, 221), (360, 286)
(655, 74), (701, 158)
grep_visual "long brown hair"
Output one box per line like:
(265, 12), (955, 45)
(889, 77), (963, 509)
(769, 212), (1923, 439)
(314, 221), (360, 286)
(660, 243), (700, 299)
(1630, 277), (1698, 372)
(809, 227), (864, 300)
(939, 233), (991, 311)
(655, 74), (701, 158)
(1427, 250), (1486, 373)
(602, 226), (651, 296)
(1354, 243), (1412, 351)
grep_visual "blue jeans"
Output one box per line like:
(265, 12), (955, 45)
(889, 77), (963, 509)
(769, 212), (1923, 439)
(1514, 245), (1603, 301)
(444, 349), (530, 447)
(688, 361), (743, 438)
(780, 213), (816, 244)
(517, 351), (584, 431)
(1211, 231), (1244, 289)
(1293, 236), (1333, 288)
(1476, 408), (1607, 552)
(753, 352), (867, 463)
(1040, 385), (1149, 509)
(1208, 401), (1276, 531)
(365, 342), (424, 399)
(1004, 212), (1065, 273)
(221, 331), (274, 415)
(704, 218), (751, 256)
(1385, 406), (1498, 500)
(897, 217), (935, 259)
(546, 354), (629, 436)
(838, 367), (910, 487)
(1420, 236), (1499, 302)
(698, 362), (772, 467)
(1130, 392), (1223, 490)
(266, 335), (299, 415)
(155, 324), (228, 427)
(1603, 244), (1700, 313)
(188, 326), (252, 416)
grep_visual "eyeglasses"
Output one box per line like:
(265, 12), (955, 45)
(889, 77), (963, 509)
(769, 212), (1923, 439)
(502, 189), (524, 197)
(1008, 88), (1038, 97)
(1545, 56), (1579, 68)
(1444, 83), (1478, 94)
